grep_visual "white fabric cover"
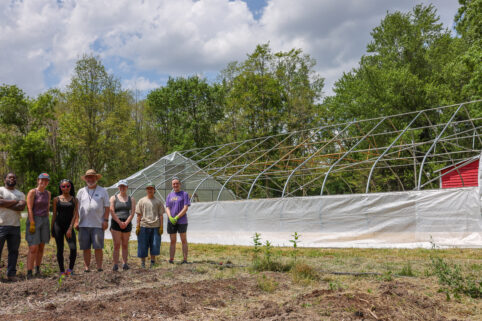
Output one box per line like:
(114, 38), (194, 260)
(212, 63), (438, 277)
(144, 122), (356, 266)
(106, 187), (482, 248)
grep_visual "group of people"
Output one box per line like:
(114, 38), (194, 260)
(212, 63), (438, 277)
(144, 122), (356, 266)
(0, 169), (190, 281)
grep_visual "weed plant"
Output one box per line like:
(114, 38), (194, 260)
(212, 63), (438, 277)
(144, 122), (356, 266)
(431, 257), (481, 299)
(398, 261), (415, 276)
(257, 274), (278, 293)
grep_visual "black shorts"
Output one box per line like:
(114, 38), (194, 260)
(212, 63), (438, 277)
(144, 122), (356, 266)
(110, 218), (132, 233)
(167, 222), (188, 234)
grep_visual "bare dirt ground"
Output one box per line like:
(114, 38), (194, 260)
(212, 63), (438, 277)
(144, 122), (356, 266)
(0, 243), (481, 320)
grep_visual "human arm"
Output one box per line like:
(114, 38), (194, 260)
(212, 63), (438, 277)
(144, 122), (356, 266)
(0, 198), (17, 208)
(102, 190), (110, 230)
(135, 202), (142, 236)
(7, 200), (26, 211)
(26, 189), (36, 233)
(65, 198), (77, 239)
(102, 206), (109, 230)
(109, 196), (122, 225)
(51, 197), (58, 237)
(74, 198), (79, 230)
(165, 198), (177, 224)
(159, 203), (164, 235)
(126, 197), (135, 225)
(174, 205), (189, 220)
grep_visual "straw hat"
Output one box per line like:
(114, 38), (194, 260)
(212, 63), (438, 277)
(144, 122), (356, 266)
(81, 169), (102, 181)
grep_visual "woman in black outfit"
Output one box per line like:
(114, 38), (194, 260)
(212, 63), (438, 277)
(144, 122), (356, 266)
(51, 179), (78, 276)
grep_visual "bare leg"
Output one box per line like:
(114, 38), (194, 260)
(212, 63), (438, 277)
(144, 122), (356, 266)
(83, 249), (91, 270)
(169, 233), (177, 261)
(121, 232), (130, 265)
(36, 243), (45, 267)
(112, 230), (121, 266)
(180, 233), (188, 261)
(27, 245), (39, 270)
(94, 249), (103, 270)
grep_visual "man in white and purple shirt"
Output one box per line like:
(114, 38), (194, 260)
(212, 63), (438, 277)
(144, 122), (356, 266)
(166, 177), (190, 264)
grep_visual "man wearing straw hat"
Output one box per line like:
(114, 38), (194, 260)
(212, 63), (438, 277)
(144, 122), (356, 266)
(77, 169), (110, 272)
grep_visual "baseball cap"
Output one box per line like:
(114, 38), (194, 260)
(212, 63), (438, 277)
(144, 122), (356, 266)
(117, 179), (128, 187)
(146, 183), (156, 189)
(38, 173), (50, 180)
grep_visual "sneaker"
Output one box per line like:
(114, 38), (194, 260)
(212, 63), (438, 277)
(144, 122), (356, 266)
(66, 269), (73, 276)
(27, 270), (34, 279)
(113, 264), (119, 272)
(181, 260), (189, 264)
(168, 260), (174, 264)
(97, 268), (103, 272)
(59, 272), (66, 278)
(122, 263), (129, 271)
(7, 276), (19, 282)
(141, 261), (146, 268)
(84, 269), (91, 273)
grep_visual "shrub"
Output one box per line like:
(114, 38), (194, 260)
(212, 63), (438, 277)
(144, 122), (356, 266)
(292, 263), (319, 283)
(431, 257), (482, 298)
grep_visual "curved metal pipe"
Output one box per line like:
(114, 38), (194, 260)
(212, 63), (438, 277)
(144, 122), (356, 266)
(417, 103), (464, 190)
(281, 122), (354, 197)
(365, 111), (422, 193)
(320, 117), (387, 196)
(216, 133), (295, 201)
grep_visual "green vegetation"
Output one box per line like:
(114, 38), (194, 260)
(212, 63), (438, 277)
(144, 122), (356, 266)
(0, 2), (479, 195)
(430, 256), (482, 299)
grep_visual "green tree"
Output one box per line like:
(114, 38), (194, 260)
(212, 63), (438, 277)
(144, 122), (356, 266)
(59, 54), (137, 185)
(218, 44), (324, 141)
(454, 0), (482, 99)
(146, 76), (224, 154)
(322, 4), (470, 194)
(325, 4), (460, 122)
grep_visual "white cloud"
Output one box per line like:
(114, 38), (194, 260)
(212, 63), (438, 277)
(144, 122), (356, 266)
(0, 0), (461, 97)
(122, 76), (161, 92)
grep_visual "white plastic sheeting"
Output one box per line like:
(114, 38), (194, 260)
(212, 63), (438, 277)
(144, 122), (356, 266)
(184, 187), (482, 248)
(105, 187), (482, 248)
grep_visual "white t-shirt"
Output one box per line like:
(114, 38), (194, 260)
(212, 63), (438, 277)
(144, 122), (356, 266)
(0, 187), (25, 227)
(77, 186), (109, 228)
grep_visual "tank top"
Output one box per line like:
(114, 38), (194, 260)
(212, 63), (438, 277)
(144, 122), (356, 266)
(114, 195), (131, 220)
(55, 196), (75, 229)
(33, 189), (49, 217)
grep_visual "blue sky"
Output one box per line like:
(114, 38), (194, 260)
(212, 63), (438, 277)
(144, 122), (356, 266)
(0, 0), (460, 98)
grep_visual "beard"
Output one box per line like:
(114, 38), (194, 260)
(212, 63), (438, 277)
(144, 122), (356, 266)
(6, 181), (16, 188)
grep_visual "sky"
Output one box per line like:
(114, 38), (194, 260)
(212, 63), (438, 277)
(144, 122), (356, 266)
(0, 0), (461, 98)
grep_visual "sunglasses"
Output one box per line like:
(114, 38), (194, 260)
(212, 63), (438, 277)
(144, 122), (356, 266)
(60, 185), (71, 189)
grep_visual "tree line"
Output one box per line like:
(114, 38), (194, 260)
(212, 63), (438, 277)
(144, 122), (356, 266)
(0, 2), (480, 194)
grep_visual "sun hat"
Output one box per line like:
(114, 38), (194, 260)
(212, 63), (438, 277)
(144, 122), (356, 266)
(81, 169), (102, 181)
(117, 179), (128, 187)
(38, 173), (50, 180)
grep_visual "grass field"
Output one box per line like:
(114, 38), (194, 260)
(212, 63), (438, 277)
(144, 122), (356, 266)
(0, 222), (480, 320)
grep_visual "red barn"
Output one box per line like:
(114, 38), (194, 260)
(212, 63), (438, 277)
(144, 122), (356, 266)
(437, 156), (480, 188)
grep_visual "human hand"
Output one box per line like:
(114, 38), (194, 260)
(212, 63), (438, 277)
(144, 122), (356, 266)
(66, 228), (72, 239)
(102, 221), (108, 230)
(136, 225), (140, 236)
(29, 221), (36, 234)
(120, 221), (126, 229)
(74, 222), (79, 231)
(159, 226), (163, 235)
(169, 216), (177, 225)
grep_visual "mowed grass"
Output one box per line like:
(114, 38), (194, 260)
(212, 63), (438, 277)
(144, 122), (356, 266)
(8, 217), (482, 280)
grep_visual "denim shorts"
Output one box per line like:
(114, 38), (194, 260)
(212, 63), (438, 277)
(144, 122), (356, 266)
(137, 227), (161, 258)
(78, 227), (104, 250)
(25, 216), (50, 246)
